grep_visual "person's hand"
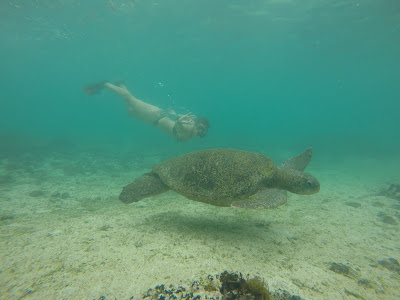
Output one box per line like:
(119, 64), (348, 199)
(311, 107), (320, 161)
(174, 112), (197, 140)
(178, 112), (196, 124)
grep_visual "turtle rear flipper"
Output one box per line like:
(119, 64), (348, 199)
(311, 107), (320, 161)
(119, 172), (169, 204)
(278, 148), (313, 171)
(231, 188), (287, 209)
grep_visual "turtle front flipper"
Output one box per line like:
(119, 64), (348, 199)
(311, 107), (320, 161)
(231, 188), (287, 209)
(119, 172), (169, 204)
(278, 148), (313, 171)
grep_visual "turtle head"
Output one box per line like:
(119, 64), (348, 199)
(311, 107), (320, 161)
(277, 169), (320, 195)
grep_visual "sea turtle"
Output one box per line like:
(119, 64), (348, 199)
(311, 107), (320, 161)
(119, 148), (320, 209)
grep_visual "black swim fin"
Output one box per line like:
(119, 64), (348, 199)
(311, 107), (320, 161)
(83, 80), (108, 95)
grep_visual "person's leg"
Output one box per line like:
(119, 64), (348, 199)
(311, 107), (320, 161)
(104, 83), (164, 124)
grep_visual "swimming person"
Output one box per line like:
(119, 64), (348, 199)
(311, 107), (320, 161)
(83, 81), (210, 141)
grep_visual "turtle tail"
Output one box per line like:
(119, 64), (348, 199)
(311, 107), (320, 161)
(278, 148), (313, 171)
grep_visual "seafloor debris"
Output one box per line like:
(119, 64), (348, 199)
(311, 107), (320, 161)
(50, 191), (71, 199)
(29, 189), (47, 197)
(328, 263), (358, 279)
(357, 278), (373, 289)
(95, 271), (302, 299)
(379, 184), (400, 200)
(377, 212), (397, 225)
(377, 258), (400, 274)
(141, 271), (303, 300)
(344, 201), (361, 208)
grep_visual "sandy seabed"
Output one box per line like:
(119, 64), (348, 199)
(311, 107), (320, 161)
(1, 150), (400, 300)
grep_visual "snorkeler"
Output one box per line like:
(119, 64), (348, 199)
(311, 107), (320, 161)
(83, 81), (209, 141)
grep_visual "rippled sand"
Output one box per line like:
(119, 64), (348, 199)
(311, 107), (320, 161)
(1, 150), (399, 299)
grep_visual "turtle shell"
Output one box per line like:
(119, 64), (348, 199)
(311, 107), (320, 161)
(152, 148), (275, 207)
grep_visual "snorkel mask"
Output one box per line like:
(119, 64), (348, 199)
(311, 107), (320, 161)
(195, 116), (210, 138)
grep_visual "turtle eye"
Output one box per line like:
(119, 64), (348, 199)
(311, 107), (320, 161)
(306, 180), (313, 187)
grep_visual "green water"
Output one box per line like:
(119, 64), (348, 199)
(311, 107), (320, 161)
(1, 1), (400, 299)
(1, 0), (399, 156)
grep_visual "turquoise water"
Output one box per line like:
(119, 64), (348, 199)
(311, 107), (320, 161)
(1, 0), (399, 155)
(1, 1), (400, 299)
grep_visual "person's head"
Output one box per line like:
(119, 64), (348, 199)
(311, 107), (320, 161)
(195, 116), (210, 138)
